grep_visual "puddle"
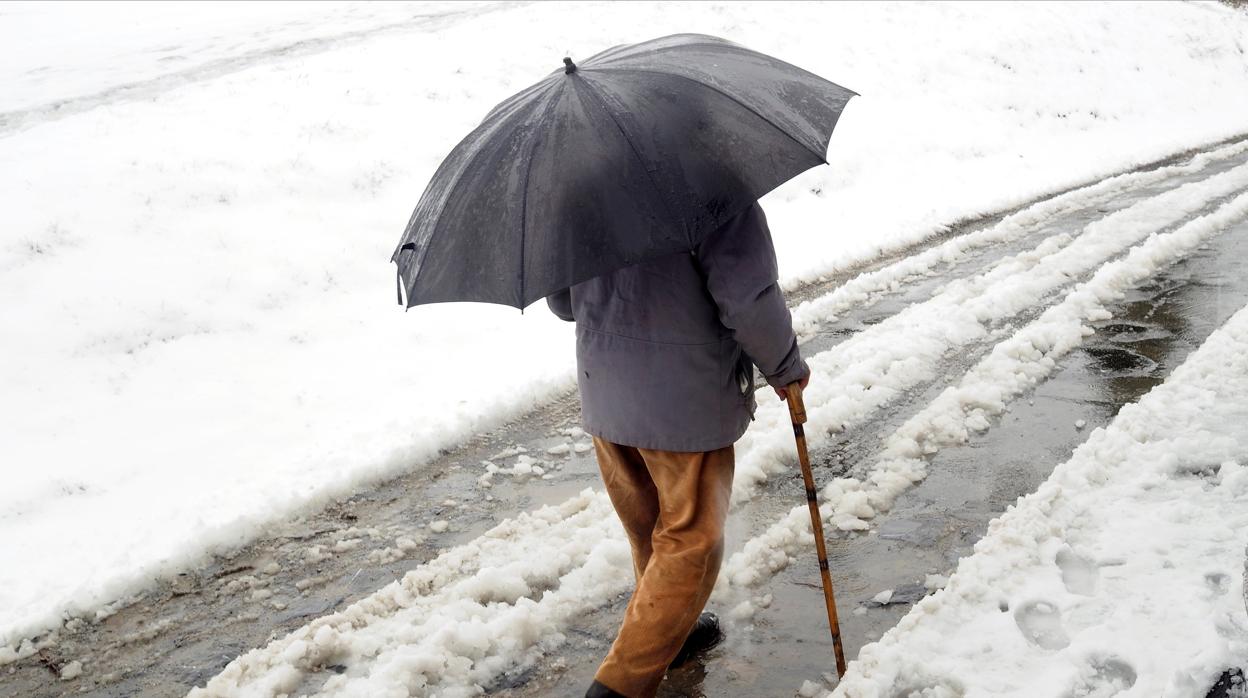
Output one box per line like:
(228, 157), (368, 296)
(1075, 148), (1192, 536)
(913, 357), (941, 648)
(1083, 346), (1157, 374)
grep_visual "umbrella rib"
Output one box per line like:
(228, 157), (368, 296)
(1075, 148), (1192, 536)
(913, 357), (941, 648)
(484, 75), (561, 123)
(516, 85), (567, 307)
(574, 76), (690, 247)
(597, 41), (858, 102)
(593, 66), (830, 166)
(587, 35), (739, 66)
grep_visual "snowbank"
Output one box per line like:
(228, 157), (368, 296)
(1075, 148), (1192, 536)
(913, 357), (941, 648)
(718, 151), (1248, 601)
(4, 0), (1248, 658)
(187, 490), (633, 698)
(829, 291), (1248, 698)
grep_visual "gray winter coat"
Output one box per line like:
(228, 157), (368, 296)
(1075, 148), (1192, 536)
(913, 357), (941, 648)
(546, 203), (807, 452)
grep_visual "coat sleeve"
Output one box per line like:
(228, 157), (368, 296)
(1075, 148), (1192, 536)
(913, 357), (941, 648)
(546, 288), (575, 322)
(694, 203), (808, 389)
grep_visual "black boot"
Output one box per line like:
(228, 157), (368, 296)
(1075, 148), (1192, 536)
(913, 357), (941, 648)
(669, 612), (724, 669)
(585, 680), (628, 698)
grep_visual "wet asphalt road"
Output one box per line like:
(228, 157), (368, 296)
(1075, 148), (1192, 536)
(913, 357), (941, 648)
(6, 137), (1248, 698)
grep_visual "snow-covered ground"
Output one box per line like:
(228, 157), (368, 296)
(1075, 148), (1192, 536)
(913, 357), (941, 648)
(4, 0), (1248, 666)
(827, 293), (1248, 698)
(0, 1), (482, 117)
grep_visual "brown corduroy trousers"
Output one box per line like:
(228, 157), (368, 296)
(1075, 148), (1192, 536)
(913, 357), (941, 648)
(591, 437), (735, 698)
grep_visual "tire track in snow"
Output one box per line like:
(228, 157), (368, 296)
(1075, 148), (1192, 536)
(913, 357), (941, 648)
(729, 140), (1248, 525)
(181, 146), (1248, 697)
(726, 158), (1248, 508)
(0, 3), (524, 138)
(719, 185), (1248, 619)
(788, 140), (1248, 342)
(830, 276), (1248, 698)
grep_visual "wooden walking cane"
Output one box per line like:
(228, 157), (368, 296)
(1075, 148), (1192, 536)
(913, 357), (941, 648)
(785, 381), (848, 677)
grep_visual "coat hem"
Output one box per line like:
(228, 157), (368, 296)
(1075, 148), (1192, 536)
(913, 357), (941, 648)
(581, 419), (749, 454)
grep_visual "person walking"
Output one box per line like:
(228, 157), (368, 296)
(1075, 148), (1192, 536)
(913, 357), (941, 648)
(546, 202), (810, 698)
(391, 33), (852, 693)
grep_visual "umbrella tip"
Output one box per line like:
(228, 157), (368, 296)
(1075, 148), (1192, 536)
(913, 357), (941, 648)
(563, 57), (577, 75)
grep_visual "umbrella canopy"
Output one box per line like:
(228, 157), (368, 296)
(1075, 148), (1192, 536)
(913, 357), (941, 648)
(392, 33), (856, 309)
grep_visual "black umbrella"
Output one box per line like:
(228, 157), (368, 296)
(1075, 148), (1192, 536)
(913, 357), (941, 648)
(391, 33), (856, 309)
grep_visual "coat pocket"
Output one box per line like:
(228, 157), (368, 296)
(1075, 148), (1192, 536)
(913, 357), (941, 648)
(735, 353), (758, 419)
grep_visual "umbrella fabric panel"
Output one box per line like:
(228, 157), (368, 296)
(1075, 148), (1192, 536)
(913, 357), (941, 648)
(398, 87), (555, 307)
(517, 77), (690, 307)
(578, 33), (741, 70)
(585, 34), (856, 157)
(578, 69), (824, 249)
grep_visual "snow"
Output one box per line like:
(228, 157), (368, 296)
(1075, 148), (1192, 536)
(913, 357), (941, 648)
(787, 140), (1248, 341)
(5, 0), (1248, 664)
(0, 1), (484, 115)
(717, 165), (1248, 609)
(799, 679), (825, 697)
(58, 659), (83, 681)
(742, 157), (1248, 501)
(479, 454), (550, 488)
(187, 491), (633, 698)
(830, 301), (1248, 698)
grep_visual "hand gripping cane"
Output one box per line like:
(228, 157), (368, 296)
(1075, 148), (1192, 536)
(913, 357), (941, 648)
(786, 381), (847, 676)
